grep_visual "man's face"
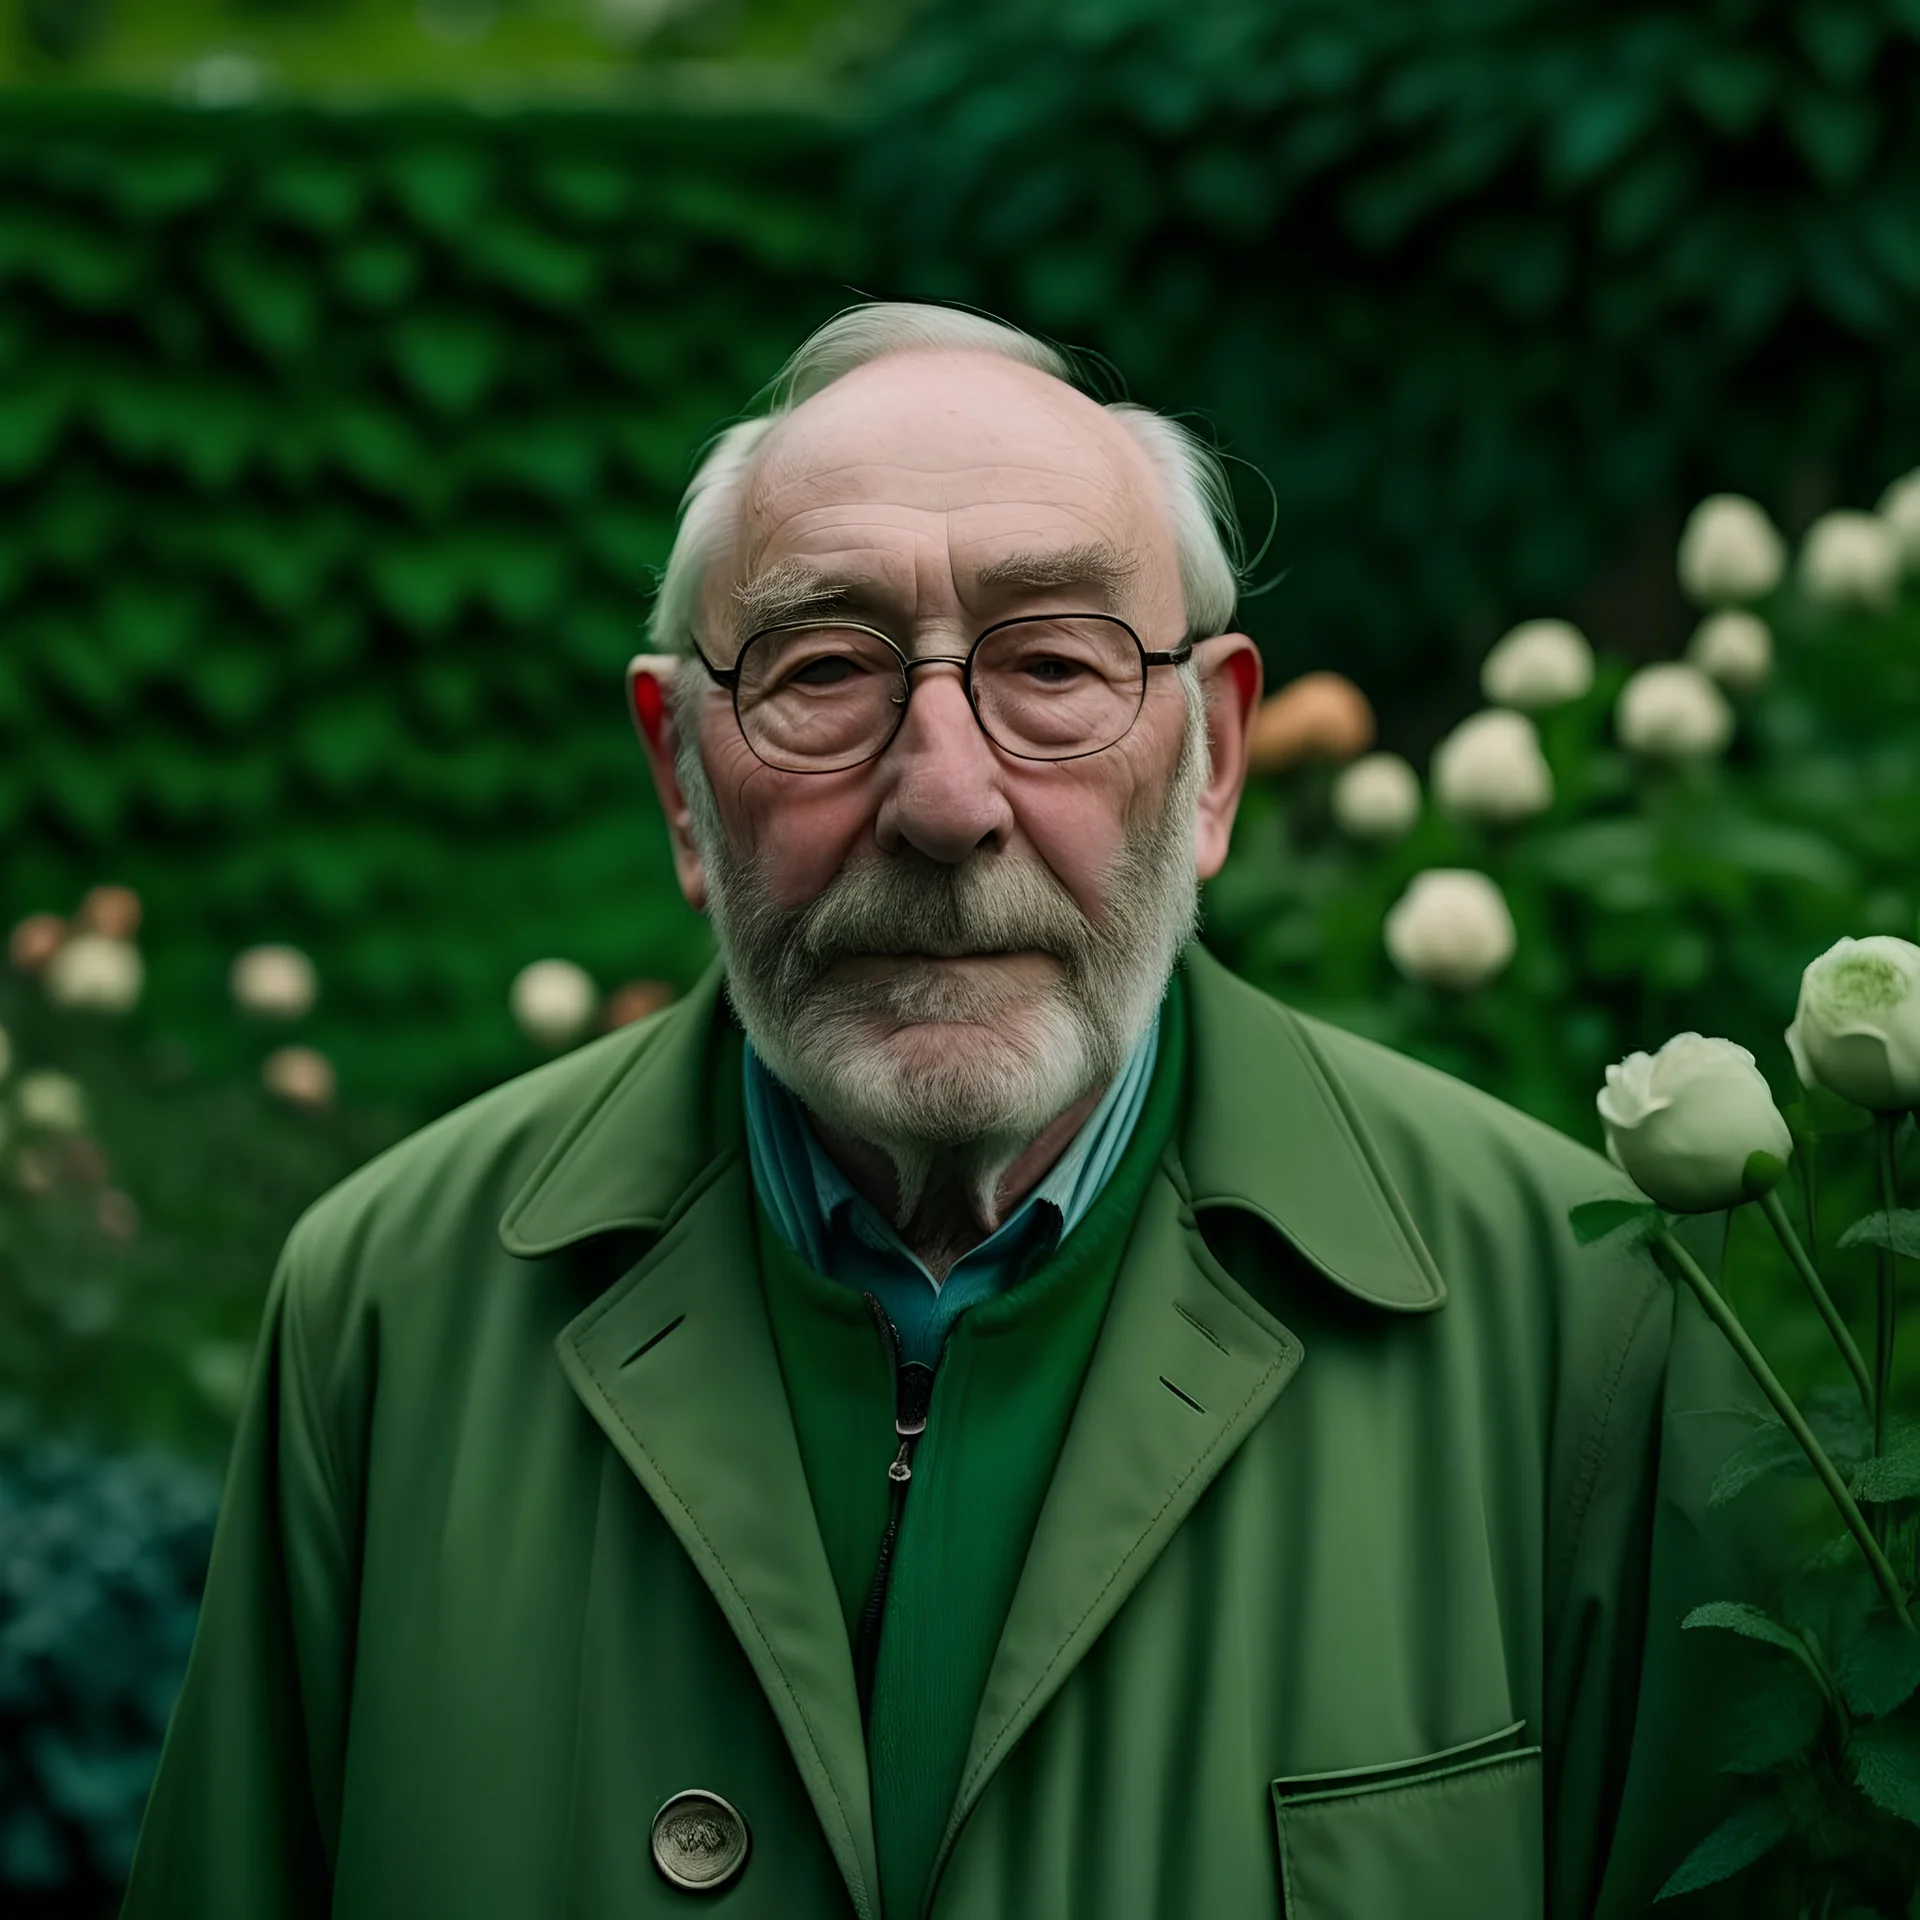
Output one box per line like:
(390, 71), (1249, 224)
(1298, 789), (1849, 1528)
(645, 350), (1259, 1198)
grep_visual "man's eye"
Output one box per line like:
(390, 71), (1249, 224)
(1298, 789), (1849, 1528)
(1022, 655), (1084, 684)
(788, 654), (863, 687)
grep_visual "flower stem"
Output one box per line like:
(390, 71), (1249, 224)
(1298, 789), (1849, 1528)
(1875, 1115), (1902, 1550)
(1758, 1188), (1876, 1422)
(1654, 1227), (1914, 1634)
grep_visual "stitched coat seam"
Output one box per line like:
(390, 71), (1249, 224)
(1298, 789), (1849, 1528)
(1548, 1264), (1664, 1610)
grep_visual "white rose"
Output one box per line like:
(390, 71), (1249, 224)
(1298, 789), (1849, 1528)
(1384, 870), (1516, 991)
(1431, 709), (1553, 823)
(1877, 468), (1920, 568)
(231, 944), (318, 1020)
(43, 935), (144, 1014)
(1684, 611), (1773, 693)
(1616, 662), (1734, 758)
(1785, 936), (1920, 1111)
(1677, 494), (1785, 606)
(511, 958), (598, 1048)
(16, 1068), (87, 1133)
(1332, 752), (1422, 842)
(1800, 509), (1902, 614)
(1479, 619), (1594, 710)
(1596, 1034), (1792, 1213)
(263, 1045), (336, 1109)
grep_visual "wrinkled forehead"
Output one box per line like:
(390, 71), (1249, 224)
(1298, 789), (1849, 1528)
(726, 351), (1180, 605)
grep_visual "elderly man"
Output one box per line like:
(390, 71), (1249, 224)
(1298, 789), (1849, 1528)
(125, 303), (1754, 1919)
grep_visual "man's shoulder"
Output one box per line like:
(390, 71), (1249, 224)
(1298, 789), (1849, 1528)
(284, 999), (691, 1288)
(1299, 1006), (1616, 1204)
(1188, 947), (1625, 1213)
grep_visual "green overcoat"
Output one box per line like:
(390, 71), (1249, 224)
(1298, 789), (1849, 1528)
(123, 945), (1760, 1918)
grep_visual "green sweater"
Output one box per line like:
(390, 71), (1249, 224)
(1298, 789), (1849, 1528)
(758, 978), (1188, 1920)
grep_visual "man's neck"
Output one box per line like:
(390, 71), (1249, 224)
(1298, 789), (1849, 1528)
(807, 1084), (1109, 1282)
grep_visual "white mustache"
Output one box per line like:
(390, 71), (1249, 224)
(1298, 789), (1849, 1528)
(786, 851), (1096, 982)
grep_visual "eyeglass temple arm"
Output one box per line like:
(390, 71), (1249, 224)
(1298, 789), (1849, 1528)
(683, 635), (741, 688)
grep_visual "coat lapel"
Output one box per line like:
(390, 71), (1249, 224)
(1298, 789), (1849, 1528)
(935, 1165), (1304, 1882)
(500, 970), (879, 1918)
(552, 1156), (879, 1918)
(933, 945), (1450, 1885)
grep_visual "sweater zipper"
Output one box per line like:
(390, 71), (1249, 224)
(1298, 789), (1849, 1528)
(854, 1293), (936, 1720)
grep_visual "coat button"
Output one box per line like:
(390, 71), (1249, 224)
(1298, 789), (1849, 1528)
(650, 1789), (751, 1892)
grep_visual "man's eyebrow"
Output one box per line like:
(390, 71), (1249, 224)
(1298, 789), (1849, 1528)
(729, 560), (863, 635)
(972, 542), (1140, 600)
(727, 540), (1140, 638)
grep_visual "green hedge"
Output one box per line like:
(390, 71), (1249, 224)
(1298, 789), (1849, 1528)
(858, 0), (1920, 701)
(0, 97), (859, 1112)
(12, 0), (1920, 1115)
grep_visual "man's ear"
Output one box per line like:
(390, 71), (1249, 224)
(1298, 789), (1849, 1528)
(626, 655), (709, 913)
(1189, 634), (1263, 882)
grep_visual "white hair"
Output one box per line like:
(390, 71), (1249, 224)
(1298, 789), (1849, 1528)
(646, 302), (1243, 655)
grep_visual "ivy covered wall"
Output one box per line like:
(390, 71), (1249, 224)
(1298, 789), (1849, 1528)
(0, 99), (859, 1111)
(11, 0), (1920, 1116)
(861, 0), (1920, 699)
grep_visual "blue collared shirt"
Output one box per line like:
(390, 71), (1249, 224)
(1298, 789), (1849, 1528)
(744, 1017), (1161, 1367)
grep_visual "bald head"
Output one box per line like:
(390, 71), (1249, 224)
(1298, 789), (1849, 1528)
(699, 350), (1187, 663)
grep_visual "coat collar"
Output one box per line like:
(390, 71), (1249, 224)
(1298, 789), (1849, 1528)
(499, 945), (1445, 1315)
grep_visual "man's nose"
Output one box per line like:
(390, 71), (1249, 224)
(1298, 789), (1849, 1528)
(873, 663), (1015, 865)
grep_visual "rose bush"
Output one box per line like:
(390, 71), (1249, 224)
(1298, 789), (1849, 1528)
(1430, 709), (1553, 823)
(1596, 1034), (1792, 1212)
(1785, 937), (1920, 1114)
(1383, 869), (1516, 991)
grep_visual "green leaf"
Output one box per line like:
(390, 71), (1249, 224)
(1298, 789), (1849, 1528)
(1852, 1422), (1920, 1503)
(369, 541), (467, 636)
(469, 223), (597, 311)
(1570, 1198), (1663, 1246)
(1545, 85), (1659, 187)
(199, 237), (320, 362)
(1851, 1716), (1920, 1827)
(1838, 1211), (1920, 1259)
(0, 381), (67, 478)
(1718, 1661), (1826, 1774)
(1682, 50), (1776, 138)
(1838, 1622), (1920, 1718)
(535, 158), (633, 225)
(391, 311), (503, 417)
(1784, 86), (1881, 191)
(258, 161), (365, 238)
(388, 146), (491, 238)
(1710, 1420), (1814, 1510)
(1807, 1385), (1875, 1468)
(1682, 1601), (1810, 1660)
(1654, 1794), (1789, 1898)
(334, 235), (421, 312)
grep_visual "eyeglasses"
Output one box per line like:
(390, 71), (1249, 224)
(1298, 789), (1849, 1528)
(687, 614), (1193, 775)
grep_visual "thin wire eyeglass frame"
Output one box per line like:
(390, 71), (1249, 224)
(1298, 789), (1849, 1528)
(683, 613), (1196, 774)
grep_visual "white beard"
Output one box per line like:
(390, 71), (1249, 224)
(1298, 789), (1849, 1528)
(676, 681), (1208, 1225)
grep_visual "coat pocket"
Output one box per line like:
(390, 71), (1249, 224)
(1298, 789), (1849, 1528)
(1271, 1725), (1544, 1920)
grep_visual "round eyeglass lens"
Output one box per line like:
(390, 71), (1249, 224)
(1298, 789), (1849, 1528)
(736, 625), (907, 771)
(973, 616), (1146, 759)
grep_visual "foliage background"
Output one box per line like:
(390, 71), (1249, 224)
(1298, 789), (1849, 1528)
(13, 1), (1920, 1114)
(7, 0), (1920, 1911)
